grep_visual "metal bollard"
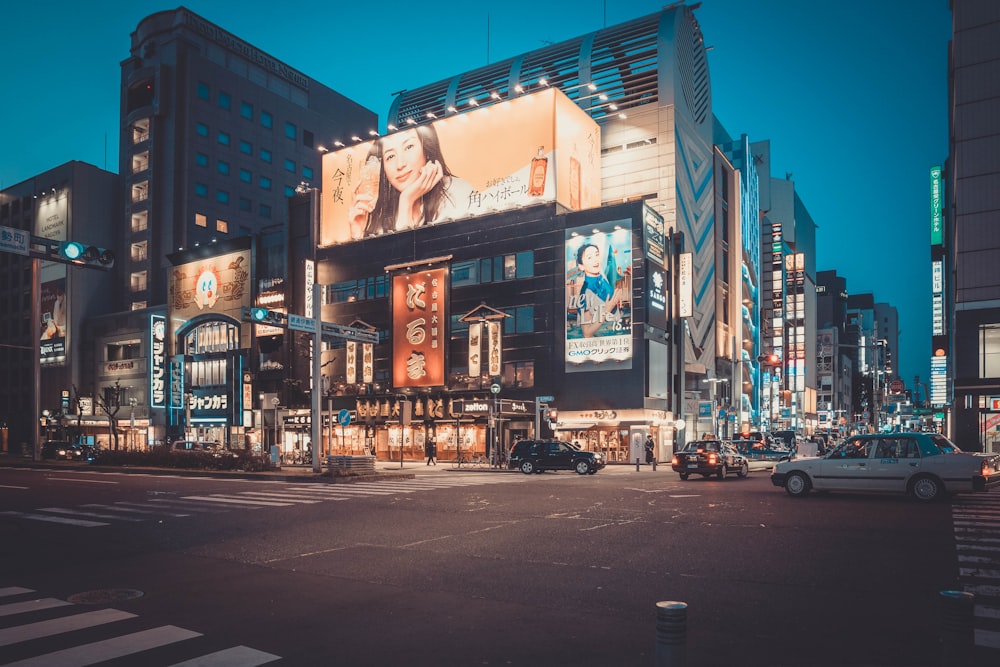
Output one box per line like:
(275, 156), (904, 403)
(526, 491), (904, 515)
(939, 590), (974, 667)
(655, 600), (687, 667)
(652, 458), (657, 471)
(637, 457), (641, 471)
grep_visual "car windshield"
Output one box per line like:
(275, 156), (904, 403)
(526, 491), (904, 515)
(929, 434), (959, 454)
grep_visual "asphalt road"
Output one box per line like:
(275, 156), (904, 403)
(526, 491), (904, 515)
(1, 462), (998, 666)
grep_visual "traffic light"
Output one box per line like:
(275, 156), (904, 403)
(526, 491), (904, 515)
(57, 241), (115, 269)
(244, 307), (285, 326)
(757, 353), (780, 366)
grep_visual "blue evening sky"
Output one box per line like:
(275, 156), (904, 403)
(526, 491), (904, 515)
(0, 0), (950, 388)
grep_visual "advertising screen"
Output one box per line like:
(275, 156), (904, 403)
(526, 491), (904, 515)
(565, 220), (633, 372)
(40, 277), (67, 365)
(392, 267), (448, 389)
(321, 88), (600, 245)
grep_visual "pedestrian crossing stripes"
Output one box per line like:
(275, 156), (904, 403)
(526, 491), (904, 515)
(951, 493), (1000, 653)
(0, 587), (279, 665)
(1, 473), (526, 528)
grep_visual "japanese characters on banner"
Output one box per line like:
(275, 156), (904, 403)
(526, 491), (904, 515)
(392, 268), (448, 389)
(488, 321), (502, 376)
(320, 88), (601, 245)
(346, 341), (357, 385)
(565, 220), (633, 372)
(345, 341), (374, 385)
(468, 322), (482, 377)
(150, 314), (166, 408)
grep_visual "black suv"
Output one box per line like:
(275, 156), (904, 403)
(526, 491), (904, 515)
(508, 440), (606, 475)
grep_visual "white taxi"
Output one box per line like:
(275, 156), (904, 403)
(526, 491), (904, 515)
(771, 432), (1000, 502)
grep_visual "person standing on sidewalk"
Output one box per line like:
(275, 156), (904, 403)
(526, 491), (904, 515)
(644, 435), (655, 465)
(426, 436), (437, 465)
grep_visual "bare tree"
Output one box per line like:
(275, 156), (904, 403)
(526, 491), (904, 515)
(71, 384), (85, 444)
(95, 380), (123, 451)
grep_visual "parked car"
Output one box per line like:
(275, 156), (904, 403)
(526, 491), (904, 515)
(508, 439), (605, 475)
(671, 439), (749, 480)
(771, 432), (1000, 502)
(169, 440), (236, 458)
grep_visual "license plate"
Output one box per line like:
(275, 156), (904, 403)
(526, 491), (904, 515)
(687, 464), (699, 468)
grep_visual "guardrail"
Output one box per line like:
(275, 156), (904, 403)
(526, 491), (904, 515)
(326, 455), (376, 473)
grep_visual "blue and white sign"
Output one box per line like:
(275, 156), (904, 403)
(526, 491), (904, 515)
(337, 408), (352, 427)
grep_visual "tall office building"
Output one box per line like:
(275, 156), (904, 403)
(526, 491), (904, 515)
(119, 8), (377, 310)
(948, 0), (1000, 452)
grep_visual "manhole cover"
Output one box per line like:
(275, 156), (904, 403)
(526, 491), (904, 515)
(67, 589), (144, 604)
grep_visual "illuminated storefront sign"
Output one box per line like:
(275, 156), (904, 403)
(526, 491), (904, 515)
(345, 341), (374, 385)
(169, 355), (185, 410)
(150, 314), (166, 408)
(678, 253), (693, 318)
(320, 88), (601, 245)
(39, 277), (67, 365)
(168, 248), (252, 334)
(565, 220), (633, 372)
(930, 355), (947, 407)
(487, 321), (502, 376)
(392, 268), (448, 388)
(468, 322), (482, 377)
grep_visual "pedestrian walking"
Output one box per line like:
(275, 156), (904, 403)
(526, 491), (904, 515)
(426, 436), (437, 465)
(644, 435), (655, 465)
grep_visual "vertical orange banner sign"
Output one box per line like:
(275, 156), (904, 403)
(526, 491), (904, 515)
(392, 268), (448, 388)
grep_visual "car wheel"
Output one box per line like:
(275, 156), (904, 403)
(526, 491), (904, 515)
(717, 464), (728, 480)
(575, 460), (591, 475)
(520, 460), (535, 475)
(911, 475), (943, 502)
(785, 471), (811, 497)
(679, 473), (689, 480)
(737, 461), (749, 478)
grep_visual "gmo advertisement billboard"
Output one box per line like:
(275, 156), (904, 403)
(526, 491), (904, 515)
(321, 88), (601, 245)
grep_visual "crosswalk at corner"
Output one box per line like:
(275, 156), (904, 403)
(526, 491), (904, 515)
(0, 586), (280, 665)
(951, 493), (1000, 655)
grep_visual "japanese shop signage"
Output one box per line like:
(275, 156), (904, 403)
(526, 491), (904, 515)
(150, 314), (166, 408)
(392, 267), (448, 388)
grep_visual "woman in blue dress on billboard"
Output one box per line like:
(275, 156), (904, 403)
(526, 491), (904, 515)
(570, 242), (625, 337)
(348, 125), (474, 238)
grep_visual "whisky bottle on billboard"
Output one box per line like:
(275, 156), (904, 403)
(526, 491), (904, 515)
(569, 142), (581, 209)
(528, 146), (548, 197)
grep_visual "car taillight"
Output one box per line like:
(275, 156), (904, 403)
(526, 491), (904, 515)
(671, 455), (679, 465)
(983, 460), (991, 477)
(708, 453), (717, 465)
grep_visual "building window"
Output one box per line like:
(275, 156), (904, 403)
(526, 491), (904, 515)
(217, 131), (230, 147)
(130, 270), (147, 292)
(130, 301), (147, 311)
(131, 150), (149, 174)
(239, 169), (251, 183)
(240, 101), (253, 120)
(259, 177), (271, 191)
(240, 140), (253, 155)
(216, 190), (230, 204)
(981, 324), (1000, 378)
(452, 252), (534, 287)
(260, 149), (272, 163)
(130, 241), (148, 262)
(503, 305), (535, 333)
(217, 160), (230, 175)
(195, 183), (207, 197)
(285, 122), (297, 139)
(216, 219), (229, 233)
(197, 82), (209, 100)
(131, 181), (149, 203)
(195, 213), (207, 227)
(218, 91), (231, 110)
(131, 118), (150, 144)
(284, 186), (295, 197)
(195, 152), (208, 167)
(239, 197), (251, 212)
(302, 165), (314, 179)
(284, 158), (296, 173)
(261, 110), (273, 129)
(502, 360), (535, 388)
(196, 122), (209, 137)
(303, 129), (314, 148)
(259, 204), (272, 218)
(131, 211), (148, 232)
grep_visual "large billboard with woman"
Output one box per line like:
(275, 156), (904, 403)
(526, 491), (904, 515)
(320, 88), (601, 245)
(565, 220), (633, 372)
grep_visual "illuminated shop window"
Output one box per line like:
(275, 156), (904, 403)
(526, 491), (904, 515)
(130, 241), (147, 262)
(130, 301), (147, 311)
(131, 181), (149, 203)
(216, 219), (229, 234)
(130, 270), (147, 292)
(195, 213), (207, 227)
(131, 211), (148, 232)
(131, 151), (149, 174)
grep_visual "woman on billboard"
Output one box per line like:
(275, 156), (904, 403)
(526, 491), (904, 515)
(348, 125), (474, 238)
(568, 242), (626, 337)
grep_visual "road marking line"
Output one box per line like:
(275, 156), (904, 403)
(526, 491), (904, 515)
(0, 511), (107, 527)
(0, 608), (136, 647)
(180, 495), (292, 507)
(0, 484), (29, 489)
(2, 624), (201, 666)
(82, 503), (191, 517)
(143, 500), (230, 512)
(45, 477), (119, 484)
(38, 507), (145, 522)
(0, 588), (34, 598)
(167, 645), (281, 666)
(234, 492), (321, 503)
(0, 598), (72, 617)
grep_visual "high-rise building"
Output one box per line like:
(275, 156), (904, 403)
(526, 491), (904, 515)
(947, 0), (1000, 452)
(119, 8), (377, 310)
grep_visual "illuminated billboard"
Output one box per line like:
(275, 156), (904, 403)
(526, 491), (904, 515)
(168, 248), (252, 346)
(565, 220), (633, 372)
(321, 87), (601, 245)
(392, 267), (448, 389)
(40, 277), (67, 365)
